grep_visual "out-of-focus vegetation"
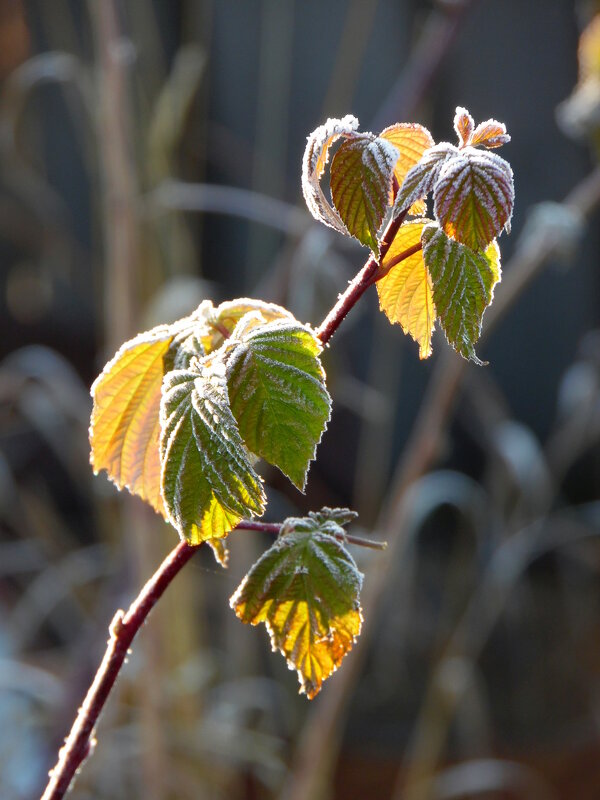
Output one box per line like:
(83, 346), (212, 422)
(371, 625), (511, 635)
(1, 2), (600, 799)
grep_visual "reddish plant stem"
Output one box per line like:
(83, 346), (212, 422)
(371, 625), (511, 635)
(41, 515), (386, 799)
(42, 174), (415, 799)
(316, 208), (409, 345)
(41, 540), (200, 800)
(374, 240), (423, 282)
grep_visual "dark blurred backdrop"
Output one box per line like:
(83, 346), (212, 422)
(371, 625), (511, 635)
(1, 1), (599, 799)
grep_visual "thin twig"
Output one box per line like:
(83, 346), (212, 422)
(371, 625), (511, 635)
(40, 513), (385, 799)
(316, 208), (409, 346)
(41, 540), (200, 800)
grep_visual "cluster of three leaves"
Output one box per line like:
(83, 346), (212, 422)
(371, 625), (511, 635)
(89, 299), (331, 546)
(303, 108), (514, 362)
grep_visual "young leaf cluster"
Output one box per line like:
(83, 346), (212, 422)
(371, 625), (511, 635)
(87, 106), (514, 701)
(302, 107), (514, 362)
(90, 299), (331, 548)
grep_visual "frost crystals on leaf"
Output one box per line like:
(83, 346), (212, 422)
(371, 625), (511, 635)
(230, 507), (363, 699)
(393, 142), (457, 218)
(330, 134), (400, 253)
(160, 365), (266, 544)
(226, 317), (331, 491)
(301, 115), (360, 235)
(433, 146), (514, 252)
(422, 224), (501, 363)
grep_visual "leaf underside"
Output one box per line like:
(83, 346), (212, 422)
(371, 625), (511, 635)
(227, 319), (331, 491)
(90, 324), (184, 516)
(422, 224), (501, 363)
(377, 219), (436, 359)
(230, 508), (363, 698)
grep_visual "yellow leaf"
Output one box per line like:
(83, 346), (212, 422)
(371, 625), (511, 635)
(90, 326), (175, 516)
(377, 220), (435, 359)
(230, 515), (363, 699)
(380, 123), (435, 215)
(579, 14), (600, 83)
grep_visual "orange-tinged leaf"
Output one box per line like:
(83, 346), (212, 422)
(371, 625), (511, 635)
(379, 123), (435, 214)
(230, 508), (363, 699)
(90, 326), (176, 516)
(433, 146), (514, 251)
(377, 220), (435, 359)
(454, 106), (474, 147)
(470, 120), (510, 149)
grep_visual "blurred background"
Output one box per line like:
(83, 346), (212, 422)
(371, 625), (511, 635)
(1, 0), (600, 798)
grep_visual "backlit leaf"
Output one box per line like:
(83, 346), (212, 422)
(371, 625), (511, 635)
(422, 224), (501, 363)
(302, 115), (359, 235)
(160, 364), (266, 543)
(578, 13), (600, 82)
(208, 538), (229, 567)
(433, 146), (514, 252)
(330, 135), (399, 253)
(470, 119), (511, 149)
(199, 299), (294, 355)
(454, 106), (474, 147)
(376, 220), (435, 359)
(393, 142), (457, 218)
(379, 123), (435, 215)
(90, 318), (200, 516)
(230, 507), (363, 699)
(226, 317), (331, 490)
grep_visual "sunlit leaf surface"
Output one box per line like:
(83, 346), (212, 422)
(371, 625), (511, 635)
(90, 325), (180, 516)
(454, 106), (475, 147)
(160, 366), (266, 543)
(422, 224), (501, 363)
(379, 123), (435, 215)
(230, 508), (363, 698)
(330, 135), (399, 252)
(377, 220), (435, 359)
(226, 317), (331, 490)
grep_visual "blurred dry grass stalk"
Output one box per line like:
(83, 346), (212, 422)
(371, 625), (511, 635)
(0, 2), (599, 800)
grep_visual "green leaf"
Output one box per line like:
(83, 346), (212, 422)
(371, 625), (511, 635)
(330, 135), (399, 253)
(226, 318), (331, 490)
(302, 115), (360, 235)
(230, 507), (363, 699)
(160, 365), (266, 543)
(422, 224), (501, 363)
(433, 146), (514, 252)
